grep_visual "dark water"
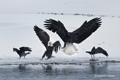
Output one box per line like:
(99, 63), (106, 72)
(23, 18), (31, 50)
(0, 62), (119, 80)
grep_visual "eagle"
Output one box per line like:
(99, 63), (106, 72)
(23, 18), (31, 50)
(34, 25), (61, 60)
(44, 17), (101, 55)
(86, 47), (108, 58)
(13, 47), (32, 58)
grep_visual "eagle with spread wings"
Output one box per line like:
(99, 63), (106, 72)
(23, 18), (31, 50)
(34, 25), (61, 60)
(13, 47), (32, 58)
(44, 18), (101, 55)
(86, 47), (108, 58)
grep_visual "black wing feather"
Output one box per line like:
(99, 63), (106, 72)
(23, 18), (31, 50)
(95, 47), (108, 56)
(34, 25), (50, 49)
(72, 17), (101, 43)
(19, 47), (32, 52)
(44, 19), (68, 42)
(53, 41), (61, 53)
(86, 46), (95, 54)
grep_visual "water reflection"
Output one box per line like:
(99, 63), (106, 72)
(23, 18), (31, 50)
(0, 63), (119, 80)
(41, 64), (79, 76)
(42, 64), (52, 71)
(42, 64), (53, 75)
(14, 62), (108, 76)
(15, 64), (30, 72)
(89, 62), (108, 74)
(18, 64), (26, 71)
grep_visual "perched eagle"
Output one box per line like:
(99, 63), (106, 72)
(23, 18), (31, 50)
(13, 47), (32, 58)
(86, 47), (108, 58)
(44, 18), (101, 55)
(34, 25), (61, 60)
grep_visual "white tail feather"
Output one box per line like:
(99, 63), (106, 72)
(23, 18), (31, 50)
(62, 43), (78, 55)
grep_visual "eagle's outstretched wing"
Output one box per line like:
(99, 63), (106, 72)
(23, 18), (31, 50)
(72, 17), (101, 43)
(53, 41), (61, 53)
(44, 18), (101, 44)
(44, 19), (68, 42)
(19, 47), (32, 52)
(95, 47), (108, 56)
(86, 46), (95, 54)
(34, 25), (50, 49)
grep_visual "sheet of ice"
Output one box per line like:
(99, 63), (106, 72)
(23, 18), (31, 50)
(0, 14), (120, 59)
(0, 0), (120, 60)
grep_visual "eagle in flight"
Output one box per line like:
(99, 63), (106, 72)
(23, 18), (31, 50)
(34, 25), (61, 60)
(44, 17), (101, 55)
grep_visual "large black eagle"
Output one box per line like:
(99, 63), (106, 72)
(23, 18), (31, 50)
(34, 25), (61, 60)
(44, 17), (101, 55)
